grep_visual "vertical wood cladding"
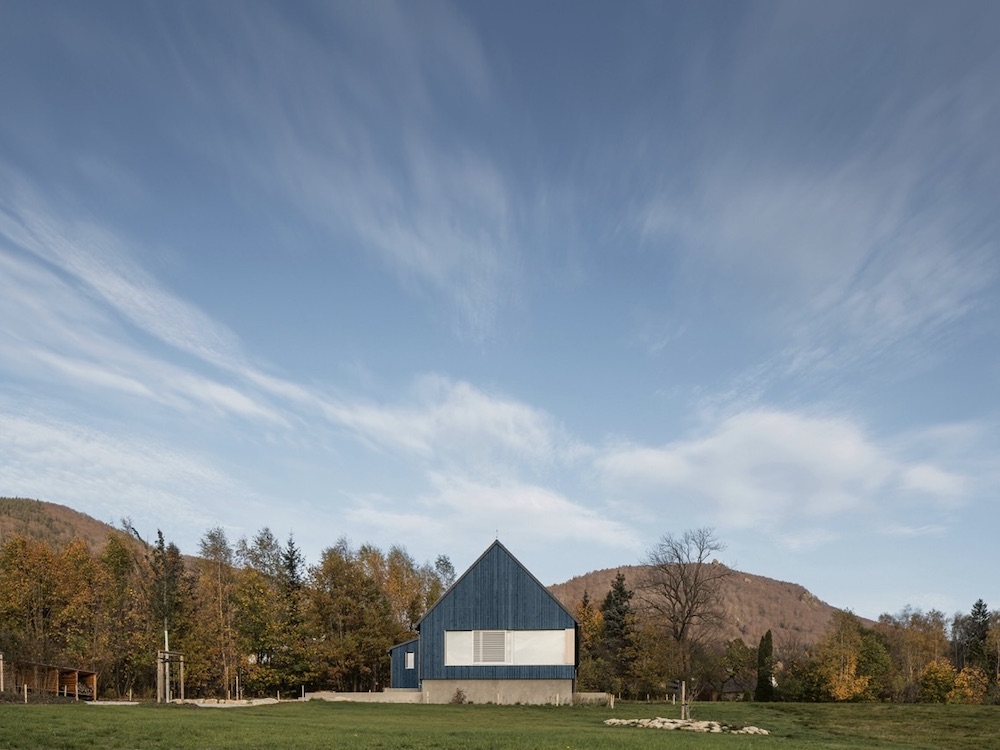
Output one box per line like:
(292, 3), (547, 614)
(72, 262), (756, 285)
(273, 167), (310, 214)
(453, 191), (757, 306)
(388, 638), (420, 689)
(417, 541), (577, 681)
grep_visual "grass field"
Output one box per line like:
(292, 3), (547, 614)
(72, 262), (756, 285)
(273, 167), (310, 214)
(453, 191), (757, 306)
(0, 700), (997, 750)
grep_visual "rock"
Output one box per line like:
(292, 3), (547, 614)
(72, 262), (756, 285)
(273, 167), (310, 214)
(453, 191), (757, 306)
(604, 717), (769, 735)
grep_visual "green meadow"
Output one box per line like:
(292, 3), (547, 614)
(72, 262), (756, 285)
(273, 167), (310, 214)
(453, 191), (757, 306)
(0, 700), (997, 750)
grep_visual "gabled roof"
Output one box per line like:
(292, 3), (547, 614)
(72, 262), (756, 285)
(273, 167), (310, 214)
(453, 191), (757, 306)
(416, 539), (577, 629)
(387, 636), (419, 653)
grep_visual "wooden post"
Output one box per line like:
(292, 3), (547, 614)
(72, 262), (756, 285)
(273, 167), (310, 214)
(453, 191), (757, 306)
(1, 651), (4, 693)
(680, 681), (687, 721)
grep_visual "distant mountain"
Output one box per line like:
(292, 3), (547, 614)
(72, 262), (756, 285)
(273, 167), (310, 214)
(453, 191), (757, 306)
(0, 496), (126, 551)
(550, 565), (845, 649)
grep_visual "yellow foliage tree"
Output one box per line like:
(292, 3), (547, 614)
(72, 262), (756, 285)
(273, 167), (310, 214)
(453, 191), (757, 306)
(919, 658), (956, 702)
(948, 666), (988, 704)
(817, 610), (870, 701)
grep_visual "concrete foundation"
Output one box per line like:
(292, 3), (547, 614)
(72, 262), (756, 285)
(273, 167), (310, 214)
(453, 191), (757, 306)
(421, 679), (574, 705)
(306, 688), (423, 703)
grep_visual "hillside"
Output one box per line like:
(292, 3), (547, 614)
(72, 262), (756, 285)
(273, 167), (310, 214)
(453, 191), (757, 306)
(0, 496), (126, 552)
(550, 565), (842, 649)
(3, 496), (843, 648)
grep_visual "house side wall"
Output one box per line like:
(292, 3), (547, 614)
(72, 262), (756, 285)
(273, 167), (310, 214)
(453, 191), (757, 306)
(388, 640), (419, 689)
(420, 544), (576, 681)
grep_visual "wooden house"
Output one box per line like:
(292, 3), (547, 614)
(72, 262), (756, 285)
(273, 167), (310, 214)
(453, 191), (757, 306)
(389, 540), (577, 704)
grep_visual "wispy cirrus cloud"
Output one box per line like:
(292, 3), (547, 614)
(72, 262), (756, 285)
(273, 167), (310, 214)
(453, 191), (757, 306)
(0, 195), (290, 426)
(633, 3), (999, 407)
(157, 0), (517, 343)
(0, 406), (242, 532)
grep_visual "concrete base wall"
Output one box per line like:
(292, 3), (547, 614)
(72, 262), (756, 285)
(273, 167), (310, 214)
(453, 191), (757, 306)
(307, 689), (423, 703)
(421, 679), (574, 705)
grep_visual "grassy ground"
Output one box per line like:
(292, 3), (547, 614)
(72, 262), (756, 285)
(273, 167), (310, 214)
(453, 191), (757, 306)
(0, 700), (997, 750)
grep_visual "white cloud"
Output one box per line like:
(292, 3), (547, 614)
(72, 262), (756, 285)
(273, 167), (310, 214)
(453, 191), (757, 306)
(348, 471), (640, 554)
(900, 463), (965, 497)
(322, 375), (562, 470)
(0, 407), (243, 535)
(598, 408), (966, 535)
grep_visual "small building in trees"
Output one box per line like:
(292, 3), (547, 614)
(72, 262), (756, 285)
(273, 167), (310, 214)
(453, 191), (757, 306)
(388, 540), (578, 704)
(4, 660), (97, 701)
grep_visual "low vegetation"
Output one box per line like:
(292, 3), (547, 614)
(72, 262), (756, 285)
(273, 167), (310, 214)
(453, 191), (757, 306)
(0, 701), (998, 750)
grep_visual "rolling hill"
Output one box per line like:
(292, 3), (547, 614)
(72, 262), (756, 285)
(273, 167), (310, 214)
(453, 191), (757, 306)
(549, 565), (843, 649)
(0, 496), (127, 551)
(2, 496), (842, 647)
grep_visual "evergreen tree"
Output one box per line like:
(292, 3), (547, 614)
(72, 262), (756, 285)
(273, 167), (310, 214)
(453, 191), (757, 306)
(755, 629), (775, 701)
(966, 600), (990, 670)
(599, 571), (634, 694)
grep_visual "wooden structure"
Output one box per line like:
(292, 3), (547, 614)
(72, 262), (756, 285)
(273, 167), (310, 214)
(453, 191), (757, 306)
(389, 540), (578, 704)
(7, 660), (97, 700)
(156, 649), (185, 703)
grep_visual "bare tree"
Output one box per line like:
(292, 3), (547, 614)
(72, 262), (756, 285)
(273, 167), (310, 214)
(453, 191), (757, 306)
(638, 527), (730, 676)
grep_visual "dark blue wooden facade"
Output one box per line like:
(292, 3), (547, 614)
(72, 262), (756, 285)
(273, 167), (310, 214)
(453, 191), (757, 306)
(388, 637), (419, 689)
(389, 541), (578, 686)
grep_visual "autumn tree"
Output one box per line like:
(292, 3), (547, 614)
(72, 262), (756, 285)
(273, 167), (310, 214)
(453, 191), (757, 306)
(434, 554), (456, 589)
(574, 592), (604, 691)
(816, 610), (870, 701)
(233, 528), (286, 696)
(988, 613), (1000, 684)
(920, 658), (956, 702)
(94, 532), (147, 698)
(0, 535), (61, 663)
(191, 527), (239, 698)
(876, 606), (949, 701)
(949, 666), (988, 704)
(306, 539), (401, 692)
(638, 528), (730, 677)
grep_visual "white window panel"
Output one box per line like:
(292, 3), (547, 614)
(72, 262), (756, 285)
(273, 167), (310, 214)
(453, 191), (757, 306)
(444, 629), (574, 666)
(511, 629), (575, 665)
(444, 631), (474, 666)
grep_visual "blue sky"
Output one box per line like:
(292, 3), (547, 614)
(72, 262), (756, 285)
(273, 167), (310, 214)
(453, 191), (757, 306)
(1, 1), (997, 621)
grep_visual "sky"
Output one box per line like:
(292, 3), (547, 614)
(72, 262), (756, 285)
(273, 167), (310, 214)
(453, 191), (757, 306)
(1, 1), (998, 622)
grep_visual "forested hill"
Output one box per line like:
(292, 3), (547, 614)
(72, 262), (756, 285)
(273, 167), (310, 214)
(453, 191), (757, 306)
(550, 565), (845, 649)
(0, 496), (125, 551)
(3, 496), (843, 648)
